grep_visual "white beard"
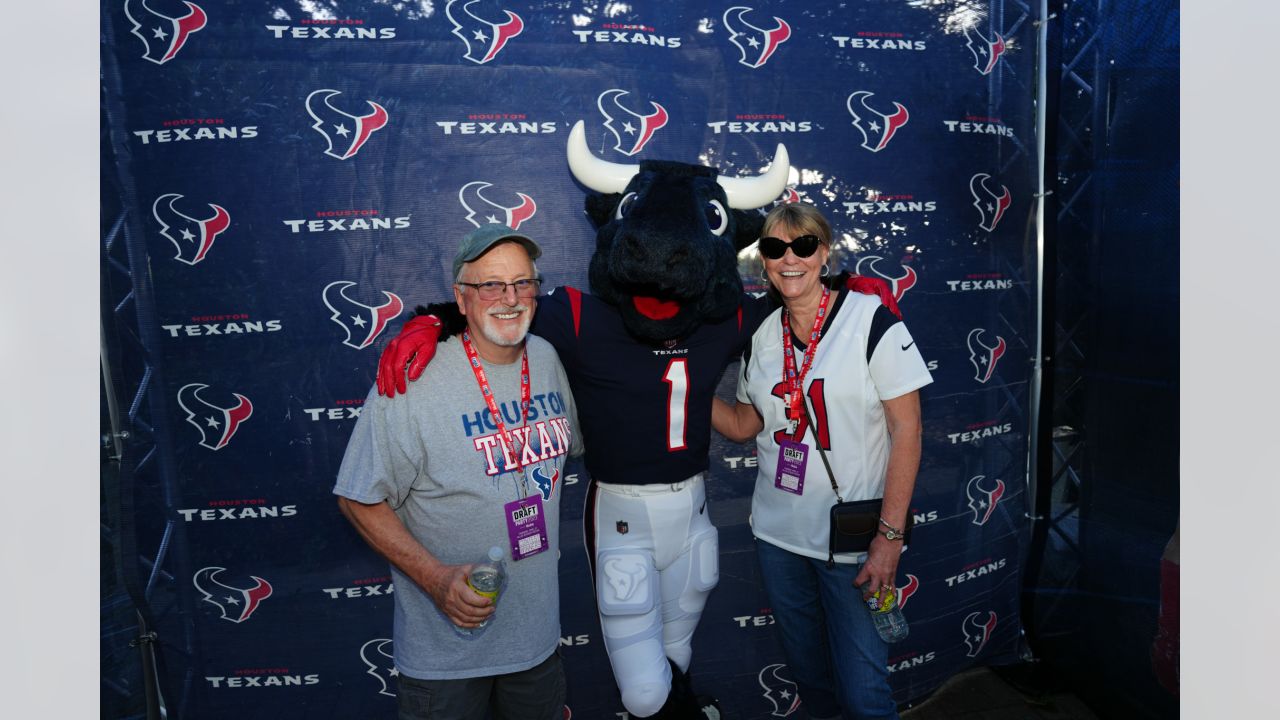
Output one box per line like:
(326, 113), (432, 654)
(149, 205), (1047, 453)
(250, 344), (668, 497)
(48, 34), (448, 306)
(475, 303), (533, 348)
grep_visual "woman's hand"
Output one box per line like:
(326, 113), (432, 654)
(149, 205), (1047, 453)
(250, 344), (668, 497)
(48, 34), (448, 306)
(854, 533), (902, 600)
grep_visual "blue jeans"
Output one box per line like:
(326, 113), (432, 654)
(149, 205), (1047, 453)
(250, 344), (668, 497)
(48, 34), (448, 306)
(755, 539), (897, 720)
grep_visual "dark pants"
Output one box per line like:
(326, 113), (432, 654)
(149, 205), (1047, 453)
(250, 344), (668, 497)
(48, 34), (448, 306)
(397, 651), (566, 720)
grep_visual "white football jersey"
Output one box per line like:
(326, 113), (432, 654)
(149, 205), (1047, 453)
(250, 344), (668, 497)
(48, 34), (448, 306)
(736, 288), (933, 562)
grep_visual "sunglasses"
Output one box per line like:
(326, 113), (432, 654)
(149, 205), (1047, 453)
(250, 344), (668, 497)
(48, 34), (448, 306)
(758, 235), (823, 260)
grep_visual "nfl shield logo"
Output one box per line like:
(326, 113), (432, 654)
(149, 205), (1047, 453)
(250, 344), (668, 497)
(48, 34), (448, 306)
(616, 521), (629, 535)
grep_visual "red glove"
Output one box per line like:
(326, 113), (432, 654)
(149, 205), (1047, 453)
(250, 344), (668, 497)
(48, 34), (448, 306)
(846, 275), (902, 320)
(376, 315), (442, 398)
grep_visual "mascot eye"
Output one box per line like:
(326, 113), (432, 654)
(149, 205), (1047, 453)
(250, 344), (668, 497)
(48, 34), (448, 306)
(615, 192), (638, 220)
(704, 199), (728, 236)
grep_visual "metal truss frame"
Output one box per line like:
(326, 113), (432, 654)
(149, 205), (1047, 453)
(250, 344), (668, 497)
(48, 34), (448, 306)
(1021, 0), (1102, 654)
(100, 63), (198, 718)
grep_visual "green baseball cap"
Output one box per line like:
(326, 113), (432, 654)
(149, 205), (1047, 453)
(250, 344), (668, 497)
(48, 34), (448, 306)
(453, 224), (542, 279)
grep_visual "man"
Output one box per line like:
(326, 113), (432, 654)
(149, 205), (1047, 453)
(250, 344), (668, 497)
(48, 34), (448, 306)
(334, 224), (583, 720)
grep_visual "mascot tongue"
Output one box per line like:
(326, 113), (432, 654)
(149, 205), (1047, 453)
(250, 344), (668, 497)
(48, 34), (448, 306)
(632, 295), (680, 320)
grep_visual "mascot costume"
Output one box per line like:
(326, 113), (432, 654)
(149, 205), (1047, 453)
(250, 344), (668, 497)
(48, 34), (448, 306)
(376, 121), (897, 719)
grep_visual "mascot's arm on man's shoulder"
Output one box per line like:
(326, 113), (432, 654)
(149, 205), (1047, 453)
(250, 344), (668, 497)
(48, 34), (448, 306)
(375, 302), (464, 398)
(410, 302), (466, 340)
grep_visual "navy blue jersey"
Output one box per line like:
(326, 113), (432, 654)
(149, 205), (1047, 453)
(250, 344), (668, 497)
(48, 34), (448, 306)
(533, 287), (771, 485)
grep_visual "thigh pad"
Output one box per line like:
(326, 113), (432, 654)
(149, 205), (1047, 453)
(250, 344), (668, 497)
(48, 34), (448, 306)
(689, 527), (719, 593)
(596, 548), (657, 616)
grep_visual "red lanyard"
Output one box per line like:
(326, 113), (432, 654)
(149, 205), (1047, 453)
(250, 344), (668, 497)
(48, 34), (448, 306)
(461, 330), (531, 472)
(780, 285), (831, 439)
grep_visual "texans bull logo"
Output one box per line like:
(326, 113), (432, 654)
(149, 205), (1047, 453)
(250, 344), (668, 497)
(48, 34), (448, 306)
(966, 328), (1006, 384)
(597, 89), (669, 157)
(446, 0), (524, 64)
(723, 6), (792, 69)
(964, 26), (1007, 76)
(897, 574), (920, 610)
(359, 638), (397, 697)
(152, 193), (230, 265)
(602, 556), (648, 602)
(853, 256), (917, 302)
(760, 187), (801, 216)
(177, 383), (252, 450)
(757, 663), (801, 717)
(459, 181), (537, 230)
(962, 610), (998, 657)
(123, 0), (208, 65)
(305, 89), (389, 160)
(969, 173), (1011, 231)
(323, 281), (404, 350)
(965, 474), (1006, 525)
(530, 466), (559, 501)
(846, 91), (909, 153)
(192, 566), (273, 623)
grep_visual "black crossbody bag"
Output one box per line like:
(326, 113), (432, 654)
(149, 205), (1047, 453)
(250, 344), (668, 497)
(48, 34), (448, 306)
(800, 397), (913, 567)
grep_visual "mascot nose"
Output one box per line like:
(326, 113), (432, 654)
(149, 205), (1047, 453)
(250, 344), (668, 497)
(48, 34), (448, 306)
(622, 236), (689, 270)
(624, 239), (650, 263)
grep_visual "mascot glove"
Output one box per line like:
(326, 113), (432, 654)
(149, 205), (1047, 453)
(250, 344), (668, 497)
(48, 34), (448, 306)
(376, 315), (442, 398)
(847, 275), (903, 320)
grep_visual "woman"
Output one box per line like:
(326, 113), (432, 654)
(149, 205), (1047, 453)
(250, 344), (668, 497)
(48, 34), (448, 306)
(712, 202), (932, 720)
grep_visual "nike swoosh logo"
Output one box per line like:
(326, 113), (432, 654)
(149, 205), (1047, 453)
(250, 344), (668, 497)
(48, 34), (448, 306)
(901, 341), (915, 351)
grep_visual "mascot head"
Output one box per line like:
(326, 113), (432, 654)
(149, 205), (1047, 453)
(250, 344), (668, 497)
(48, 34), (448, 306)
(566, 121), (787, 343)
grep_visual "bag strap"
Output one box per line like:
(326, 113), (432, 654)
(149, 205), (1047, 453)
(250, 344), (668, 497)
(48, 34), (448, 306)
(801, 396), (842, 503)
(803, 396), (861, 569)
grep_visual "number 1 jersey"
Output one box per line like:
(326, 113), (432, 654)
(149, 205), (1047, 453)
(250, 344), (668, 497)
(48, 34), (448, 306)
(533, 287), (769, 485)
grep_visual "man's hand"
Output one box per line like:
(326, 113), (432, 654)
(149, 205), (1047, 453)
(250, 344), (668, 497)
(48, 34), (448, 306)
(846, 275), (902, 320)
(422, 563), (496, 629)
(853, 533), (902, 601)
(376, 315), (442, 398)
(336, 498), (496, 630)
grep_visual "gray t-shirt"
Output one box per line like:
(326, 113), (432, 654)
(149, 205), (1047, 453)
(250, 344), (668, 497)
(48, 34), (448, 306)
(334, 334), (582, 680)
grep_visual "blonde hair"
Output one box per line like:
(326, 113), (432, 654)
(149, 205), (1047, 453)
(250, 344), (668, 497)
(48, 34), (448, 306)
(761, 202), (832, 247)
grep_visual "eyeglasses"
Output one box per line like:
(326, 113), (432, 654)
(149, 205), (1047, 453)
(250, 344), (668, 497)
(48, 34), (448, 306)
(457, 278), (541, 301)
(758, 235), (823, 260)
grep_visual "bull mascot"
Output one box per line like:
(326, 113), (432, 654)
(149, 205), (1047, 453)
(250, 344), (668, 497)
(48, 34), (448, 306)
(377, 121), (896, 719)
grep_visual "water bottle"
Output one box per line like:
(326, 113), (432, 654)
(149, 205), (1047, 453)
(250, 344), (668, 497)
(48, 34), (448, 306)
(862, 583), (909, 643)
(455, 546), (506, 637)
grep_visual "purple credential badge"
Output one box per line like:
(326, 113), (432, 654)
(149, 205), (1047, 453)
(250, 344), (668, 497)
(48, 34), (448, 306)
(774, 439), (808, 495)
(504, 495), (549, 561)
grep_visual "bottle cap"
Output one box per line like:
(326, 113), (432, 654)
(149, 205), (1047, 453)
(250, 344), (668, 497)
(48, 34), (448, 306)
(487, 546), (504, 562)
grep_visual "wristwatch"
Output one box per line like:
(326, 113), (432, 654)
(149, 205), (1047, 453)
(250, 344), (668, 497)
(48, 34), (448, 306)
(878, 517), (906, 541)
(880, 527), (906, 541)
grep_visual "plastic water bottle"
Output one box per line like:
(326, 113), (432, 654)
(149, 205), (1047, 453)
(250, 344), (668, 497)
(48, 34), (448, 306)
(456, 546), (506, 637)
(863, 583), (909, 643)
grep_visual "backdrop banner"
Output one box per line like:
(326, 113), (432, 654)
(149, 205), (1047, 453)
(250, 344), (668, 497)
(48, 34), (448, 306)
(101, 1), (1038, 717)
